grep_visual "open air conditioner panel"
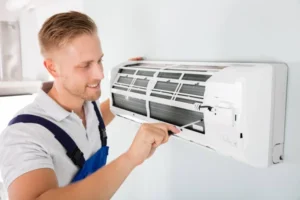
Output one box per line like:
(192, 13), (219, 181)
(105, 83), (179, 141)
(110, 60), (288, 168)
(112, 62), (212, 134)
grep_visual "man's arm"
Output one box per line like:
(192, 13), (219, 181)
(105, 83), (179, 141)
(100, 98), (115, 126)
(9, 152), (134, 200)
(7, 123), (180, 200)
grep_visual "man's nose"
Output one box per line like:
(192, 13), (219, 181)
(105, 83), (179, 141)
(92, 63), (104, 80)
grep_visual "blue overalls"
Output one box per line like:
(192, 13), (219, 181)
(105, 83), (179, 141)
(8, 101), (109, 183)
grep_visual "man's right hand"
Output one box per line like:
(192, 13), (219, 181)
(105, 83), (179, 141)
(125, 123), (180, 166)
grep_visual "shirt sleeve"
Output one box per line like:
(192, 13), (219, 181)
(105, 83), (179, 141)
(0, 123), (54, 189)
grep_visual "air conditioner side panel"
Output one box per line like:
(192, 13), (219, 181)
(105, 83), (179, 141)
(203, 65), (274, 167)
(272, 63), (288, 164)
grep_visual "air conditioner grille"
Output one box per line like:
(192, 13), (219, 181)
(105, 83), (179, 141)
(112, 62), (224, 112)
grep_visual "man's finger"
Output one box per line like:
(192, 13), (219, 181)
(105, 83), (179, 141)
(151, 127), (167, 148)
(153, 123), (180, 135)
(151, 124), (174, 144)
(166, 123), (181, 134)
(156, 126), (169, 144)
(129, 57), (144, 61)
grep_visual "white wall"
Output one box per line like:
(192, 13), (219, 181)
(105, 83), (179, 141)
(85, 0), (300, 199)
(19, 0), (84, 81)
(0, 0), (18, 21)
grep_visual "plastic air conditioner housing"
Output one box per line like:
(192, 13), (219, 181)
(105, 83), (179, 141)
(109, 60), (288, 168)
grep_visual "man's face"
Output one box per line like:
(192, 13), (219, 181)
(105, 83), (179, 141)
(50, 33), (104, 101)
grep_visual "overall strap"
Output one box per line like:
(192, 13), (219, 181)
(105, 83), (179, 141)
(91, 101), (107, 147)
(8, 114), (85, 168)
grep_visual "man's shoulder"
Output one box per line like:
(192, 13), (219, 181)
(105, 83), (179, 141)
(0, 116), (48, 142)
(8, 96), (53, 127)
(15, 99), (44, 116)
(0, 101), (52, 143)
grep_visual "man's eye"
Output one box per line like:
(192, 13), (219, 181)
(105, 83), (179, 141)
(98, 59), (103, 64)
(84, 63), (91, 68)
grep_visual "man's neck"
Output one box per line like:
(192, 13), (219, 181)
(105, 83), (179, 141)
(47, 83), (84, 115)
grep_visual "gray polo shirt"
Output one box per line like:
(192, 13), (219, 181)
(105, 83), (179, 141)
(0, 82), (103, 189)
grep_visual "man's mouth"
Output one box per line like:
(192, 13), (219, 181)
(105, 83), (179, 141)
(87, 83), (100, 88)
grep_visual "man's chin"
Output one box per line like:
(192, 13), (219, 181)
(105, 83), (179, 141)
(85, 91), (101, 101)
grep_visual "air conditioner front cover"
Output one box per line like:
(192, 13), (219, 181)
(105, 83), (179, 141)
(109, 60), (288, 168)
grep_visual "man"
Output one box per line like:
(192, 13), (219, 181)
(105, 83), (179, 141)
(0, 11), (179, 200)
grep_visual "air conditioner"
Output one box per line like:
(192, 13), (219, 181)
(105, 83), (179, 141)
(109, 60), (288, 168)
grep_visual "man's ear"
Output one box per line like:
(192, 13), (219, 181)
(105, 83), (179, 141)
(44, 59), (59, 78)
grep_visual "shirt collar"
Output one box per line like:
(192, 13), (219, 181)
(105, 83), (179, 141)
(34, 81), (72, 121)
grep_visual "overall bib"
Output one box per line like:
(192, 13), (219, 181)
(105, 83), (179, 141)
(8, 101), (109, 183)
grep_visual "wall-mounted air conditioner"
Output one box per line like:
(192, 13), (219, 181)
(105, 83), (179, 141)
(109, 60), (288, 168)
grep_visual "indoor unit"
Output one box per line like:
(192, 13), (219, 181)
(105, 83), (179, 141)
(109, 60), (288, 168)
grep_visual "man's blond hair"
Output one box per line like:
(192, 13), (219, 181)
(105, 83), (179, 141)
(38, 11), (97, 57)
